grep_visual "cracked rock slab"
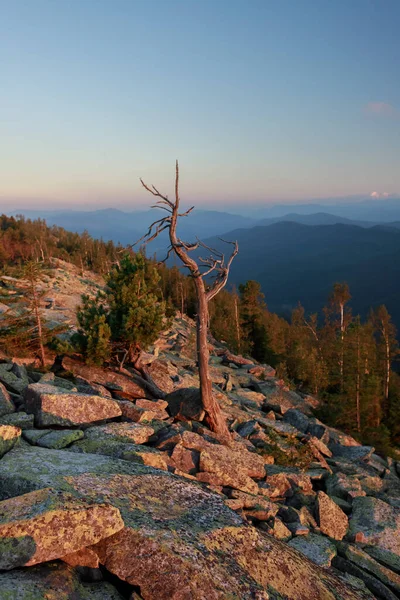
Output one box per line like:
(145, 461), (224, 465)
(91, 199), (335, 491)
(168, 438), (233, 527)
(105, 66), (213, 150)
(0, 561), (124, 599)
(289, 533), (337, 567)
(0, 487), (124, 570)
(25, 383), (122, 426)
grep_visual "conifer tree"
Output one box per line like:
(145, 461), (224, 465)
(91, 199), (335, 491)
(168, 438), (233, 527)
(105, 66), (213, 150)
(208, 288), (246, 354)
(239, 280), (276, 364)
(342, 317), (378, 433)
(24, 262), (46, 367)
(288, 304), (328, 394)
(75, 294), (111, 366)
(76, 253), (166, 369)
(324, 283), (352, 390)
(0, 261), (65, 366)
(370, 305), (399, 420)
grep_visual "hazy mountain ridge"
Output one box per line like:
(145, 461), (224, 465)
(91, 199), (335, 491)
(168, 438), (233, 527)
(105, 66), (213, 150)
(7, 208), (257, 247)
(258, 212), (377, 228)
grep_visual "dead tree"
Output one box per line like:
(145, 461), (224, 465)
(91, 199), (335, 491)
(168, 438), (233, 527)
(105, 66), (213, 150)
(24, 261), (46, 368)
(139, 161), (238, 438)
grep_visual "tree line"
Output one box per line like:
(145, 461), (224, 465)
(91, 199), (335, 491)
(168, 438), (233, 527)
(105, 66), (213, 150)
(0, 214), (123, 274)
(208, 281), (399, 454)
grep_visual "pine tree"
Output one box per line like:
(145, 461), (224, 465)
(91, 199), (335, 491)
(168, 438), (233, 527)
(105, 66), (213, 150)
(0, 261), (66, 365)
(209, 289), (245, 353)
(76, 253), (166, 369)
(288, 304), (328, 394)
(24, 262), (46, 367)
(370, 305), (399, 421)
(342, 317), (378, 434)
(324, 283), (352, 391)
(239, 280), (276, 365)
(75, 293), (111, 366)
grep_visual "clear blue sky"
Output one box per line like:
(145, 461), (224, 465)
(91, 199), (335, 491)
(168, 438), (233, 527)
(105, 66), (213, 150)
(1, 0), (399, 209)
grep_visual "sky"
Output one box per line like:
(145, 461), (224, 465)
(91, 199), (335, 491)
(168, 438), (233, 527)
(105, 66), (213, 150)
(1, 0), (400, 210)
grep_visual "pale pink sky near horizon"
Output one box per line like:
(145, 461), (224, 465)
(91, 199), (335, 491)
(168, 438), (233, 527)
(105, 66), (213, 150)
(1, 189), (398, 212)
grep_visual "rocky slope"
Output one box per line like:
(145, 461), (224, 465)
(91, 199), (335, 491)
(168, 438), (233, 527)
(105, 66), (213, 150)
(0, 316), (399, 598)
(0, 258), (103, 337)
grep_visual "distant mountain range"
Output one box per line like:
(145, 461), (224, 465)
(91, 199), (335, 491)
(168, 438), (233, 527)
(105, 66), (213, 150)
(5, 203), (400, 327)
(257, 212), (377, 228)
(8, 208), (257, 248)
(244, 196), (400, 222)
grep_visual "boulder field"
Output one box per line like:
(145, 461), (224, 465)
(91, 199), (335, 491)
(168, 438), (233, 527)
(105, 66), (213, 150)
(0, 317), (399, 599)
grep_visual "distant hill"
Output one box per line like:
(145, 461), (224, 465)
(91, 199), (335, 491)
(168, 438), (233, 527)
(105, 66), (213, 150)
(246, 196), (400, 222)
(200, 221), (400, 327)
(257, 212), (376, 228)
(8, 208), (257, 248)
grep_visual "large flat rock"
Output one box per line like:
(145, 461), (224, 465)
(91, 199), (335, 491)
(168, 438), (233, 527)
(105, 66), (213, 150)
(62, 357), (150, 398)
(35, 429), (84, 449)
(84, 421), (155, 445)
(0, 487), (124, 569)
(316, 491), (348, 540)
(0, 561), (124, 599)
(0, 445), (370, 600)
(68, 437), (168, 470)
(288, 533), (337, 567)
(336, 541), (400, 594)
(25, 383), (122, 426)
(0, 364), (28, 394)
(0, 412), (34, 429)
(349, 496), (400, 563)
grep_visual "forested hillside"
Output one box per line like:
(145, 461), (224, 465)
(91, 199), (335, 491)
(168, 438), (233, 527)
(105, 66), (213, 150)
(201, 221), (400, 327)
(0, 214), (123, 274)
(0, 214), (399, 454)
(1, 215), (400, 599)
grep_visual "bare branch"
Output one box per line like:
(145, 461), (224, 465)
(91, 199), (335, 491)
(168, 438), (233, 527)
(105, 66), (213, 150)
(151, 204), (172, 214)
(141, 224), (170, 245)
(140, 179), (174, 208)
(206, 240), (239, 302)
(196, 238), (224, 258)
(175, 159), (179, 209)
(133, 222), (170, 248)
(178, 206), (195, 217)
(177, 240), (199, 252)
(200, 261), (219, 277)
(159, 246), (175, 264)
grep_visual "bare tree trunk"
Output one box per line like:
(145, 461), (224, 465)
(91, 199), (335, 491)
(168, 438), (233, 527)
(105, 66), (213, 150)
(375, 397), (381, 428)
(124, 348), (167, 399)
(384, 335), (390, 406)
(178, 282), (184, 318)
(234, 294), (241, 353)
(195, 277), (230, 439)
(340, 302), (344, 392)
(32, 286), (45, 368)
(356, 333), (361, 433)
